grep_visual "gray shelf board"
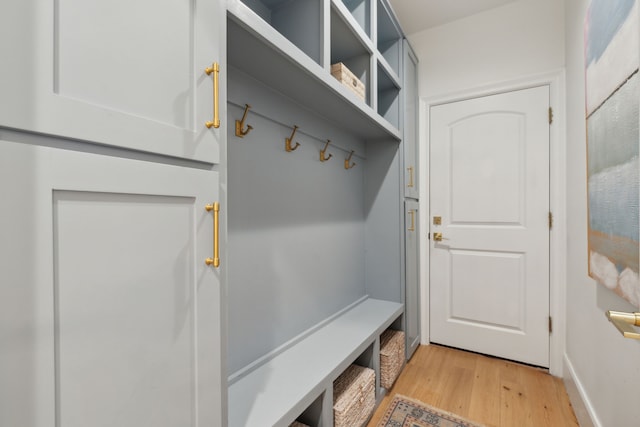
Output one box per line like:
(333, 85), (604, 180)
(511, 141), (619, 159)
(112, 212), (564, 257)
(227, 297), (404, 427)
(228, 2), (401, 141)
(256, 0), (291, 8)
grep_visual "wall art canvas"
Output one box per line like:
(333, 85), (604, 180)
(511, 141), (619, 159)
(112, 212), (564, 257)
(585, 0), (640, 307)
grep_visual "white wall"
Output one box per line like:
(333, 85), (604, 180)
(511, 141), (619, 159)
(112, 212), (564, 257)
(564, 1), (640, 426)
(408, 0), (565, 99)
(409, 0), (640, 425)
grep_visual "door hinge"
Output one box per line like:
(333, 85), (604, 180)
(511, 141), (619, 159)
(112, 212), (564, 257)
(548, 107), (553, 124)
(549, 316), (553, 333)
(548, 211), (553, 229)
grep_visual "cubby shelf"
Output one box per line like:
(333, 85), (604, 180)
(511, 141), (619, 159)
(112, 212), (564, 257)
(227, 298), (403, 427)
(377, 61), (401, 129)
(340, 0), (371, 38)
(376, 0), (402, 76)
(227, 0), (402, 140)
(330, 5), (372, 106)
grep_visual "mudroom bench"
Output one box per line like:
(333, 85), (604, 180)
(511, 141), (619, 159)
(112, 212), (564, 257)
(228, 297), (404, 427)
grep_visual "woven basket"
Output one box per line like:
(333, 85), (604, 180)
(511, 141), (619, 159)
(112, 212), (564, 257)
(331, 62), (366, 102)
(289, 422), (310, 427)
(380, 329), (405, 389)
(333, 364), (375, 427)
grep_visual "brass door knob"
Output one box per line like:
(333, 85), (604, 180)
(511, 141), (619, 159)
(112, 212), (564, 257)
(433, 232), (443, 242)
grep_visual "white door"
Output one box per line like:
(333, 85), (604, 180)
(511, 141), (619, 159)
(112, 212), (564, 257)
(0, 140), (223, 427)
(0, 0), (225, 163)
(429, 86), (550, 367)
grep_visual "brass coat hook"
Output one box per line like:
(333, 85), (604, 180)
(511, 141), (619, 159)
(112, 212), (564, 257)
(285, 125), (301, 152)
(344, 150), (356, 169)
(235, 104), (253, 137)
(320, 140), (333, 162)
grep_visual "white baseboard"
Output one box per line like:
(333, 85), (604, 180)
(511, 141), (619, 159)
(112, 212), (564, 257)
(563, 353), (600, 427)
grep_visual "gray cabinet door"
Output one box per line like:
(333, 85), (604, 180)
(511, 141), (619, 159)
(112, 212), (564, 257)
(0, 0), (225, 163)
(0, 140), (224, 427)
(405, 199), (420, 358)
(403, 40), (419, 199)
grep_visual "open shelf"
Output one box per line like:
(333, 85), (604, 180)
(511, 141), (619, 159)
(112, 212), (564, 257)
(340, 0), (371, 38)
(376, 0), (402, 75)
(238, 0), (323, 65)
(293, 393), (324, 427)
(227, 0), (401, 141)
(330, 6), (372, 105)
(377, 61), (400, 128)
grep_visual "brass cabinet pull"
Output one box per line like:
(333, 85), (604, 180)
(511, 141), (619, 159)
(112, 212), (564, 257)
(205, 63), (220, 129)
(205, 202), (220, 267)
(407, 166), (414, 188)
(408, 209), (415, 231)
(606, 310), (640, 339)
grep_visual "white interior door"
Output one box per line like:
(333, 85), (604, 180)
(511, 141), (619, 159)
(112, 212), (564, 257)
(429, 86), (550, 367)
(0, 140), (223, 427)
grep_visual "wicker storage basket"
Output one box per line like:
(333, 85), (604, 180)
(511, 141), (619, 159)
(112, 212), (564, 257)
(331, 62), (366, 102)
(289, 422), (310, 427)
(380, 329), (405, 389)
(333, 364), (375, 427)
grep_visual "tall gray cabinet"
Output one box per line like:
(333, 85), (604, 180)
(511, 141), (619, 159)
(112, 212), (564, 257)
(0, 0), (226, 426)
(403, 39), (421, 359)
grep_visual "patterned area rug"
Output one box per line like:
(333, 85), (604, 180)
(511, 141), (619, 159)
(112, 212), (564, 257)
(376, 394), (486, 427)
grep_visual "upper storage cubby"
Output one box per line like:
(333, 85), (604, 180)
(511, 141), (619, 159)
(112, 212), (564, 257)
(227, 0), (403, 140)
(377, 61), (400, 129)
(376, 0), (402, 76)
(330, 6), (372, 106)
(340, 0), (371, 37)
(238, 0), (322, 64)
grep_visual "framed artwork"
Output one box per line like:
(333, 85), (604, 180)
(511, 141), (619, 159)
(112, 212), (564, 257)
(585, 0), (640, 307)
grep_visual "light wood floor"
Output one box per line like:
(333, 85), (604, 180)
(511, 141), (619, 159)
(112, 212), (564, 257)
(367, 344), (579, 427)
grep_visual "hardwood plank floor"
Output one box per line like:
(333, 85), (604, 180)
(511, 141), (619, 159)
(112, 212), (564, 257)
(367, 344), (579, 427)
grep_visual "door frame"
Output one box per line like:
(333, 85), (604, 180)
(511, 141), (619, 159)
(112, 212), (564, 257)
(419, 70), (566, 376)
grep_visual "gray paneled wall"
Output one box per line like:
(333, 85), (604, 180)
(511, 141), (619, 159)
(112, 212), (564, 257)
(364, 138), (402, 303)
(227, 70), (370, 376)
